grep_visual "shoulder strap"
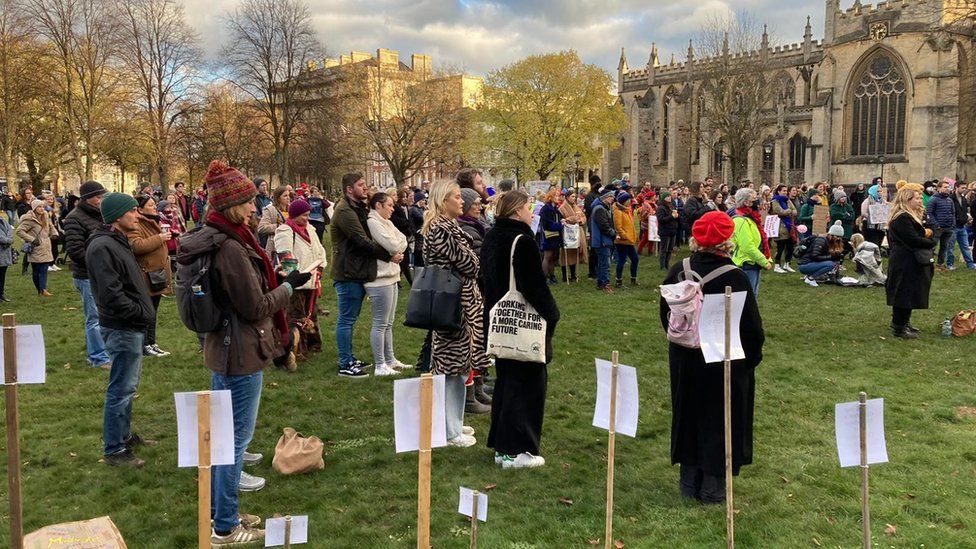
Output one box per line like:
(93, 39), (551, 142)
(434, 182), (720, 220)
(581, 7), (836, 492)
(698, 264), (739, 287)
(678, 258), (700, 282)
(508, 234), (521, 292)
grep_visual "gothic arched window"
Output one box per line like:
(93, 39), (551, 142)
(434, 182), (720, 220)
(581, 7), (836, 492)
(789, 133), (807, 170)
(850, 53), (907, 156)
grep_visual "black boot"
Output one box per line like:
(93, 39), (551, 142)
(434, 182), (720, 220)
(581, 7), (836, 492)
(890, 325), (918, 339)
(415, 330), (432, 372)
(678, 465), (703, 500)
(699, 474), (726, 504)
(473, 376), (492, 405)
(465, 383), (490, 414)
(630, 277), (639, 286)
(905, 322), (920, 334)
(614, 278), (622, 288)
(561, 266), (568, 283)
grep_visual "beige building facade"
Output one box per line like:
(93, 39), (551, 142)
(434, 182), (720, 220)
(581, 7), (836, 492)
(610, 0), (976, 187)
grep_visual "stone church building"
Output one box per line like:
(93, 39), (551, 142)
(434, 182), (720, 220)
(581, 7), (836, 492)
(608, 0), (976, 187)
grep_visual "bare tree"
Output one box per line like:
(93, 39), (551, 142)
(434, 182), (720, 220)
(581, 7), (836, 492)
(0, 0), (35, 187)
(197, 83), (270, 173)
(221, 0), (322, 185)
(26, 0), (122, 181)
(695, 12), (778, 185)
(116, 0), (200, 192)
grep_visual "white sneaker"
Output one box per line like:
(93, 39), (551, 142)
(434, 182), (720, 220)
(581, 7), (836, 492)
(373, 363), (399, 377)
(462, 425), (475, 436)
(501, 452), (545, 469)
(783, 264), (795, 273)
(238, 471), (265, 492)
(49, 264), (60, 271)
(447, 434), (477, 448)
(773, 264), (786, 274)
(242, 450), (263, 466)
(803, 276), (819, 287)
(388, 359), (410, 371)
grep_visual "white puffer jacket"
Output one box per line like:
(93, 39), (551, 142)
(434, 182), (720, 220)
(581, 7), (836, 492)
(366, 210), (407, 288)
(273, 222), (327, 290)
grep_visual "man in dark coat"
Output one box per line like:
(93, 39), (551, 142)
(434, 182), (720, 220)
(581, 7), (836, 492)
(947, 183), (974, 270)
(659, 212), (764, 503)
(589, 189), (616, 293)
(925, 180), (955, 268)
(87, 193), (156, 468)
(583, 174), (602, 280)
(63, 181), (112, 369)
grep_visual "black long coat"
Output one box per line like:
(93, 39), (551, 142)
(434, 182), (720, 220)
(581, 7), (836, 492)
(886, 213), (935, 309)
(481, 217), (560, 456)
(659, 253), (765, 476)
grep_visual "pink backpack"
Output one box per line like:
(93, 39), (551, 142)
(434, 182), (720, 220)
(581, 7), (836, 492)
(659, 258), (737, 348)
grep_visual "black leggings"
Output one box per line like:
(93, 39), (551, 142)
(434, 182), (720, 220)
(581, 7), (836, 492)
(892, 306), (912, 328)
(145, 294), (161, 345)
(774, 239), (794, 263)
(0, 265), (7, 297)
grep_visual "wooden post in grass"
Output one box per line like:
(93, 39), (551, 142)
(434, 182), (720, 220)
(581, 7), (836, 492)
(197, 392), (212, 549)
(284, 515), (292, 549)
(723, 287), (735, 549)
(417, 373), (433, 549)
(4, 313), (23, 549)
(604, 350), (619, 549)
(469, 490), (479, 549)
(859, 392), (870, 549)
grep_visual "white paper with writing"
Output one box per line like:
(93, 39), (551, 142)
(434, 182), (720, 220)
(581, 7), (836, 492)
(393, 375), (448, 453)
(763, 215), (780, 239)
(868, 203), (891, 225)
(698, 292), (746, 364)
(174, 391), (235, 467)
(835, 398), (889, 467)
(265, 516), (309, 546)
(0, 324), (45, 384)
(458, 487), (488, 522)
(592, 359), (639, 437)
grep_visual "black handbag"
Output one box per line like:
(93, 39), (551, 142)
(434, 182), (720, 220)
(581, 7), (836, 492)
(146, 268), (168, 292)
(403, 265), (463, 331)
(913, 247), (934, 266)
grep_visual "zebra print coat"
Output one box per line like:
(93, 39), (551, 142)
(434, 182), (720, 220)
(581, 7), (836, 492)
(424, 215), (491, 377)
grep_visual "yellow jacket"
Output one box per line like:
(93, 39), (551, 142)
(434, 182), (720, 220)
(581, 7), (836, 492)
(612, 205), (637, 246)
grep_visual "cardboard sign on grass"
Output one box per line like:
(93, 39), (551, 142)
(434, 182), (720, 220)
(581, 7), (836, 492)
(698, 292), (747, 364)
(592, 359), (639, 437)
(265, 516), (308, 546)
(835, 398), (889, 467)
(812, 204), (830, 234)
(0, 324), (45, 384)
(393, 375), (447, 453)
(174, 390), (235, 467)
(458, 487), (488, 522)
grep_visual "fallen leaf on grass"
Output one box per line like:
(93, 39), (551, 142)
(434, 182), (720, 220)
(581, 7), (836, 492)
(884, 523), (897, 537)
(69, 452), (76, 458)
(901, 493), (916, 500)
(558, 497), (573, 506)
(562, 463), (570, 472)
(63, 363), (70, 369)
(270, 382), (279, 388)
(614, 540), (625, 548)
(588, 540), (600, 547)
(811, 537), (821, 546)
(955, 407), (976, 420)
(780, 476), (790, 484)
(483, 483), (497, 491)
(826, 516), (837, 525)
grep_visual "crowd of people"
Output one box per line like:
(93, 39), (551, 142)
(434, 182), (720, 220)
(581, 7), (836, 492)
(4, 161), (969, 543)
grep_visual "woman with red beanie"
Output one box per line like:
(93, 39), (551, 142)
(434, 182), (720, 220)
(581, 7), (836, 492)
(659, 211), (765, 504)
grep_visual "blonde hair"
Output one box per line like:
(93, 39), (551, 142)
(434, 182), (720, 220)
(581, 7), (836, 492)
(850, 233), (865, 249)
(888, 187), (924, 226)
(421, 179), (460, 235)
(689, 238), (735, 255)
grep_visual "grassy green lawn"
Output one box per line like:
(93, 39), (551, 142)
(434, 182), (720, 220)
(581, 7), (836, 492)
(1, 246), (975, 548)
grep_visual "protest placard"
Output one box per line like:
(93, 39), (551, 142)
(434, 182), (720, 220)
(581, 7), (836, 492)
(763, 215), (780, 239)
(698, 292), (746, 364)
(174, 390), (235, 468)
(393, 375), (447, 453)
(593, 359), (638, 438)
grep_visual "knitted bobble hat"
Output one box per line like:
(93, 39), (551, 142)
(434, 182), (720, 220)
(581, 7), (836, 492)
(204, 160), (256, 212)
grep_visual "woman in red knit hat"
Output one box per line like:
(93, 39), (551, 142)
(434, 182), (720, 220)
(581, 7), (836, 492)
(659, 211), (765, 504)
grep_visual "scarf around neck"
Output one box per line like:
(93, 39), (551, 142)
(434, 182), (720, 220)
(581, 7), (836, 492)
(772, 195), (793, 232)
(735, 206), (771, 259)
(286, 218), (311, 244)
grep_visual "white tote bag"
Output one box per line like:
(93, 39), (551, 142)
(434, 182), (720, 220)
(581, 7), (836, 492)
(487, 235), (547, 364)
(563, 223), (580, 249)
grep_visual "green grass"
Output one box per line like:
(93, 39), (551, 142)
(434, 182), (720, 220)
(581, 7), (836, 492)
(1, 246), (976, 548)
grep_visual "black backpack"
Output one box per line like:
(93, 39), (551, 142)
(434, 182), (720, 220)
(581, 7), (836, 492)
(175, 229), (227, 333)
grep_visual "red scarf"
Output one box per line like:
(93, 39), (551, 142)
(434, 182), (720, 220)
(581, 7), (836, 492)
(735, 206), (771, 259)
(285, 218), (311, 244)
(206, 210), (289, 346)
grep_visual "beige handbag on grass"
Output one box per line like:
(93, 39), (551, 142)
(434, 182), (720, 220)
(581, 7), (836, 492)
(272, 427), (325, 474)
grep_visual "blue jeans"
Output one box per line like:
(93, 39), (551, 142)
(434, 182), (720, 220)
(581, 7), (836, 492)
(211, 371), (263, 533)
(30, 262), (48, 293)
(595, 246), (611, 288)
(614, 244), (639, 280)
(741, 265), (761, 296)
(947, 227), (975, 268)
(799, 261), (835, 279)
(74, 278), (110, 366)
(334, 281), (366, 368)
(101, 328), (144, 456)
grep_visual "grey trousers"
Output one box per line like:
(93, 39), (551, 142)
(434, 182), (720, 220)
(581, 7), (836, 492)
(365, 283), (398, 366)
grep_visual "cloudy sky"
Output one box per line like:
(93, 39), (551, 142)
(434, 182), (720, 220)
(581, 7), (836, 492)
(184, 0), (829, 77)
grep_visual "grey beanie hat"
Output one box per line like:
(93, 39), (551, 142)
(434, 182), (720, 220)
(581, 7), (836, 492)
(828, 220), (845, 237)
(833, 189), (847, 202)
(460, 188), (480, 214)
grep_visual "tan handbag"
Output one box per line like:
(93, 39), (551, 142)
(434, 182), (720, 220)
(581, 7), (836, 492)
(951, 310), (976, 337)
(272, 427), (325, 474)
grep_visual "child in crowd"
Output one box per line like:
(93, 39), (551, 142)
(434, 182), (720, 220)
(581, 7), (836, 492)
(851, 233), (886, 286)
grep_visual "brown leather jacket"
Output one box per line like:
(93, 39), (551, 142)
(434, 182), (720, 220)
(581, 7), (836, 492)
(126, 215), (172, 296)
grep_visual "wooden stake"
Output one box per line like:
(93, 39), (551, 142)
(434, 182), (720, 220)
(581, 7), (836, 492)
(197, 392), (212, 549)
(723, 287), (734, 549)
(3, 314), (23, 549)
(470, 490), (479, 549)
(859, 392), (870, 549)
(284, 515), (292, 549)
(417, 374), (433, 549)
(604, 350), (619, 549)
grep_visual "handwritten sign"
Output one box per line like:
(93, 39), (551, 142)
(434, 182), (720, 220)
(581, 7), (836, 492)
(646, 216), (659, 242)
(593, 359), (639, 437)
(835, 398), (889, 467)
(763, 215), (780, 239)
(812, 205), (830, 235)
(698, 292), (747, 364)
(868, 203), (890, 226)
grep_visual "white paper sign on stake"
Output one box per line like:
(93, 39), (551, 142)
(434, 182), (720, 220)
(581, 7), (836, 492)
(265, 516), (309, 546)
(458, 487), (488, 522)
(174, 391), (235, 468)
(592, 359), (639, 437)
(868, 203), (890, 225)
(0, 324), (46, 384)
(698, 292), (747, 364)
(646, 215), (660, 242)
(393, 375), (448, 453)
(763, 215), (780, 239)
(835, 398), (889, 467)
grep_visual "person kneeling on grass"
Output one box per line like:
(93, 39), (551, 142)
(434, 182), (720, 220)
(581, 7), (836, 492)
(796, 221), (847, 287)
(851, 233), (886, 286)
(660, 212), (764, 503)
